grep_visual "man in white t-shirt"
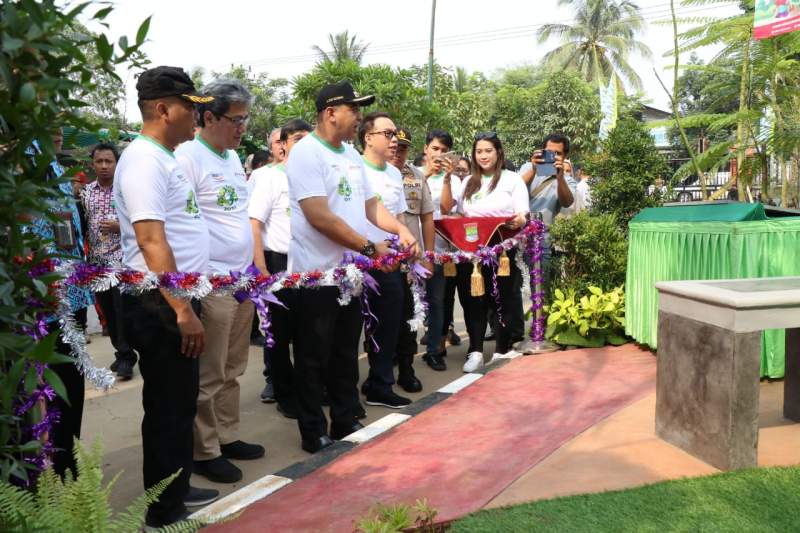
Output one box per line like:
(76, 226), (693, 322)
(286, 81), (418, 453)
(114, 66), (218, 528)
(175, 79), (263, 485)
(249, 118), (313, 416)
(358, 112), (414, 409)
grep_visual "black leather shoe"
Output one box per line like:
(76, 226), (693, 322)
(193, 457), (242, 483)
(447, 327), (462, 346)
(354, 402), (367, 420)
(360, 379), (372, 396)
(184, 486), (220, 507)
(397, 374), (422, 393)
(301, 435), (334, 453)
(422, 352), (447, 371)
(116, 359), (134, 381)
(330, 422), (364, 440)
(276, 402), (298, 419)
(220, 440), (265, 460)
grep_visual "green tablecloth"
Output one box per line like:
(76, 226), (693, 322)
(626, 205), (800, 378)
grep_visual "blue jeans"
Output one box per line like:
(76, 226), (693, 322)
(425, 265), (445, 354)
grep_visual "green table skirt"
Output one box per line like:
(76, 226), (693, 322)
(626, 219), (800, 378)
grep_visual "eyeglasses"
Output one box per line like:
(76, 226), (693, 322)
(369, 130), (398, 140)
(453, 167), (470, 176)
(221, 114), (250, 128)
(474, 131), (498, 141)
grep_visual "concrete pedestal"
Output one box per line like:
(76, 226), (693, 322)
(655, 277), (800, 470)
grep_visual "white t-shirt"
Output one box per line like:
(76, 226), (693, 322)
(426, 171), (463, 252)
(114, 135), (209, 273)
(363, 159), (408, 243)
(175, 137), (252, 274)
(458, 170), (530, 217)
(286, 132), (375, 273)
(574, 179), (591, 212)
(248, 164), (290, 254)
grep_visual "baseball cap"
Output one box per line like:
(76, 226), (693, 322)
(396, 127), (412, 147)
(315, 81), (375, 113)
(136, 66), (214, 104)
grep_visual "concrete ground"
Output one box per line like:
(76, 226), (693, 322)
(81, 309), (475, 512)
(486, 380), (800, 509)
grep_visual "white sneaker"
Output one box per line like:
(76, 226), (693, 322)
(463, 351), (484, 373)
(490, 350), (521, 364)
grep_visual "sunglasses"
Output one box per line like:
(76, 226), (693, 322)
(474, 131), (498, 141)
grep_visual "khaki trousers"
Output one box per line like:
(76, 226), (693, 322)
(193, 294), (254, 460)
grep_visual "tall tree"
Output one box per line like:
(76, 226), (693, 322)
(312, 31), (369, 65)
(537, 0), (652, 90)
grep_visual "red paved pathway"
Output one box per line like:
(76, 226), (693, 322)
(210, 345), (656, 532)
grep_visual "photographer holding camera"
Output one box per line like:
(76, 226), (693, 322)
(519, 133), (576, 225)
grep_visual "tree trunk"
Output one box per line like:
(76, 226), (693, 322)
(735, 32), (752, 201)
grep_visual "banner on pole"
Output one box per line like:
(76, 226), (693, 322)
(754, 0), (800, 40)
(598, 75), (617, 141)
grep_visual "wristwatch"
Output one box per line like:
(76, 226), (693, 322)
(360, 240), (376, 257)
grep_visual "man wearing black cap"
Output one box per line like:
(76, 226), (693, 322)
(114, 66), (219, 528)
(286, 81), (418, 453)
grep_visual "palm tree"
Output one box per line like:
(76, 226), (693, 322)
(453, 66), (469, 93)
(312, 31), (369, 65)
(537, 0), (652, 90)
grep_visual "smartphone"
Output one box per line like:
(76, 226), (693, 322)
(535, 149), (556, 177)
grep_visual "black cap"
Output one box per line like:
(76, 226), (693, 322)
(315, 81), (375, 113)
(136, 66), (214, 104)
(396, 127), (412, 147)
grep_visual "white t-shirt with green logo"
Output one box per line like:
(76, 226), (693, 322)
(248, 163), (290, 255)
(425, 170), (463, 252)
(176, 136), (252, 274)
(114, 135), (209, 273)
(363, 159), (407, 243)
(286, 132), (375, 273)
(458, 169), (529, 217)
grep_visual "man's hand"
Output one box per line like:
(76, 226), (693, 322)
(99, 219), (120, 234)
(397, 226), (420, 258)
(426, 155), (443, 177)
(373, 241), (396, 273)
(554, 154), (566, 179)
(441, 157), (454, 179)
(531, 150), (543, 166)
(176, 305), (205, 357)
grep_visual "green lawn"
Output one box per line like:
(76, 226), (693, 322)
(451, 466), (800, 532)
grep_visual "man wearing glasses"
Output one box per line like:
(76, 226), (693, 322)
(286, 81), (418, 452)
(176, 79), (265, 484)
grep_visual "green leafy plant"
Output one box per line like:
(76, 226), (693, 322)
(548, 211), (627, 299)
(546, 286), (627, 348)
(585, 118), (668, 231)
(0, 0), (150, 483)
(356, 498), (443, 533)
(0, 438), (207, 532)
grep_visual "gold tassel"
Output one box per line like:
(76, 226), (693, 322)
(471, 262), (485, 297)
(444, 261), (457, 277)
(498, 251), (510, 277)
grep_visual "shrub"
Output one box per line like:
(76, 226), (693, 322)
(545, 286), (626, 348)
(586, 118), (669, 230)
(548, 211), (627, 298)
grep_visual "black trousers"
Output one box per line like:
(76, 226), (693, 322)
(443, 275), (458, 333)
(291, 286), (361, 439)
(94, 286), (136, 363)
(122, 291), (199, 525)
(50, 336), (85, 479)
(262, 251), (295, 407)
(396, 275), (418, 359)
(455, 250), (520, 355)
(365, 270), (404, 393)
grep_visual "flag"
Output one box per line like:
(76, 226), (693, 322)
(598, 74), (617, 141)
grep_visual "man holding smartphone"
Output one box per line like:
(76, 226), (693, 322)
(519, 133), (576, 225)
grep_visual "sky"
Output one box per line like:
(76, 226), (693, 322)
(86, 0), (742, 122)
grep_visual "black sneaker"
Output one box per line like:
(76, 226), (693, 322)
(365, 389), (412, 409)
(220, 440), (265, 461)
(193, 457), (242, 483)
(260, 381), (276, 403)
(397, 373), (422, 393)
(448, 327), (462, 346)
(422, 352), (447, 371)
(276, 402), (298, 419)
(144, 510), (192, 531)
(116, 359), (134, 381)
(184, 485), (220, 507)
(353, 402), (367, 420)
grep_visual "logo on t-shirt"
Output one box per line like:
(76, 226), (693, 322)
(375, 193), (383, 203)
(216, 185), (239, 211)
(337, 175), (353, 201)
(465, 222), (479, 243)
(185, 190), (201, 218)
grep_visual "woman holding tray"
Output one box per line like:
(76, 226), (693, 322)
(441, 132), (529, 372)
